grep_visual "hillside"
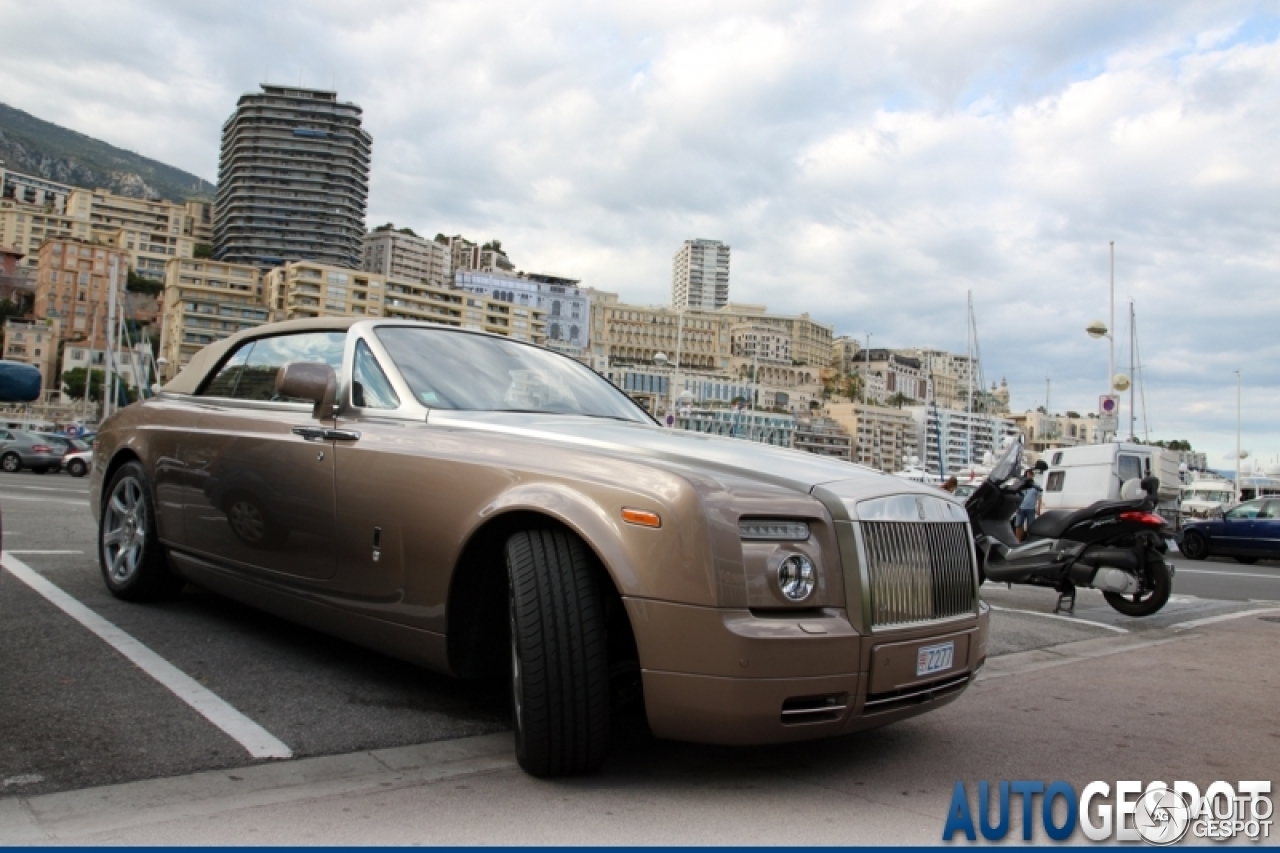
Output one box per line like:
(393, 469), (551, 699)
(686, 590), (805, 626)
(0, 103), (215, 203)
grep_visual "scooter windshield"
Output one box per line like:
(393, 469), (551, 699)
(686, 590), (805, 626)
(988, 436), (1023, 484)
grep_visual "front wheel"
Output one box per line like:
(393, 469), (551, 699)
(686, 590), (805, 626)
(1180, 530), (1208, 561)
(506, 528), (610, 777)
(99, 461), (184, 601)
(67, 459), (88, 477)
(1103, 556), (1171, 617)
(1, 452), (21, 473)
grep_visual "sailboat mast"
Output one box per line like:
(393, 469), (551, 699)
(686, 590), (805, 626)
(1128, 301), (1136, 441)
(966, 291), (973, 466)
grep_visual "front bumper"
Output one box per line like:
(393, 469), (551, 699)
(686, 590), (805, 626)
(626, 597), (989, 745)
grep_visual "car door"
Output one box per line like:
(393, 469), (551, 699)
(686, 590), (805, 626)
(1217, 501), (1261, 555)
(1252, 500), (1280, 557)
(181, 330), (346, 582)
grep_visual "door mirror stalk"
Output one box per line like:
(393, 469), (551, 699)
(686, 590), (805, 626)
(276, 362), (337, 420)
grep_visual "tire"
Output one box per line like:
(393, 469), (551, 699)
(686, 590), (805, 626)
(99, 461), (184, 601)
(1180, 530), (1208, 561)
(1, 452), (21, 473)
(1235, 556), (1258, 565)
(223, 492), (287, 549)
(1103, 555), (1172, 617)
(505, 528), (610, 777)
(67, 459), (87, 478)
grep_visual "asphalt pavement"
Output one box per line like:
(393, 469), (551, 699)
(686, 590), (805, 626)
(1, 471), (1277, 843)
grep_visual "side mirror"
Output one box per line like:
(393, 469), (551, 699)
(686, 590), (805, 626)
(275, 361), (336, 419)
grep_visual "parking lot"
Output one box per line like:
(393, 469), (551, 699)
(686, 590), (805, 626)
(2, 470), (1278, 842)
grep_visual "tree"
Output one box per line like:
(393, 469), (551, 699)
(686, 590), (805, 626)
(126, 269), (163, 296)
(434, 233), (449, 244)
(482, 240), (503, 252)
(192, 243), (213, 259)
(886, 392), (912, 409)
(62, 367), (105, 402)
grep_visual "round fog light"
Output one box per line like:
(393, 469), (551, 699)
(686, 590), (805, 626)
(777, 554), (816, 601)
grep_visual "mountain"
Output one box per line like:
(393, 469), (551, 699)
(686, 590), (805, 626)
(0, 103), (215, 204)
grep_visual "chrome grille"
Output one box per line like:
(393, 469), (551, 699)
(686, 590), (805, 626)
(861, 521), (976, 628)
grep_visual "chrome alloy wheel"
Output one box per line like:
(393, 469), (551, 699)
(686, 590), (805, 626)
(102, 476), (148, 584)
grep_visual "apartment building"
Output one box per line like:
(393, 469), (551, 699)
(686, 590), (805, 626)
(588, 291), (731, 371)
(1, 166), (73, 214)
(672, 239), (730, 311)
(214, 85), (371, 269)
(159, 258), (270, 380)
(717, 303), (833, 368)
(907, 405), (1018, 477)
(456, 270), (590, 351)
(825, 402), (920, 473)
(363, 228), (450, 284)
(792, 415), (854, 462)
(1008, 409), (1103, 454)
(183, 200), (215, 246)
(858, 349), (928, 402)
(730, 324), (791, 363)
(2, 318), (59, 394)
(67, 188), (193, 283)
(264, 261), (546, 344)
(831, 335), (863, 373)
(33, 237), (130, 348)
(0, 199), (92, 271)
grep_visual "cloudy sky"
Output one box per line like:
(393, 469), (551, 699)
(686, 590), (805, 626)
(2, 0), (1277, 467)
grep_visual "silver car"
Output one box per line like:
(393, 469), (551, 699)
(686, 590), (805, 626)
(0, 429), (65, 473)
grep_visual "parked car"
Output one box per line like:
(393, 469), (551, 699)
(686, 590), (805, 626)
(36, 432), (90, 461)
(91, 318), (989, 777)
(1180, 498), (1280, 564)
(0, 429), (65, 473)
(63, 448), (93, 478)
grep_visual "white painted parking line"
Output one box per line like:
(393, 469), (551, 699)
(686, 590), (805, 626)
(988, 604), (1130, 633)
(7, 550), (84, 555)
(0, 495), (88, 506)
(0, 552), (292, 760)
(1172, 606), (1280, 631)
(0, 484), (91, 494)
(1176, 567), (1280, 580)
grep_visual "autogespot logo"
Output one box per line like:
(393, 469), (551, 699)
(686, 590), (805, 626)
(942, 780), (1272, 843)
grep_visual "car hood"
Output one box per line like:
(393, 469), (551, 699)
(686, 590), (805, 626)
(427, 410), (950, 510)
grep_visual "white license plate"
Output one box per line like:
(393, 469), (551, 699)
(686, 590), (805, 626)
(916, 641), (955, 677)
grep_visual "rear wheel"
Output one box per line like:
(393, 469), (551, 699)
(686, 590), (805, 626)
(1180, 530), (1208, 561)
(505, 528), (610, 777)
(1, 452), (21, 473)
(1103, 555), (1171, 617)
(67, 459), (88, 477)
(99, 461), (184, 601)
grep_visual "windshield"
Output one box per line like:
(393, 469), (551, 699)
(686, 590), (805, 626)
(988, 436), (1023, 484)
(375, 326), (652, 423)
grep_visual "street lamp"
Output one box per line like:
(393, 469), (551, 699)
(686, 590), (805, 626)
(1086, 241), (1127, 440)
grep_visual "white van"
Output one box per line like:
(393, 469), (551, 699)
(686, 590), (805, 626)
(1041, 443), (1181, 520)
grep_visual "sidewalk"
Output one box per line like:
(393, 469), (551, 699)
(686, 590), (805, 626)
(4, 614), (1278, 845)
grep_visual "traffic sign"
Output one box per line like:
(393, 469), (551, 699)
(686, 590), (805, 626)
(1099, 394), (1119, 415)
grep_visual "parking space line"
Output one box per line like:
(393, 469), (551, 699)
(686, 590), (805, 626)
(7, 550), (84, 555)
(0, 552), (293, 760)
(1176, 568), (1280, 580)
(1172, 606), (1280, 631)
(0, 495), (88, 505)
(987, 604), (1130, 633)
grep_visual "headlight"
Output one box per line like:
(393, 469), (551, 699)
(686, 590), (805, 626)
(777, 554), (816, 601)
(739, 519), (810, 541)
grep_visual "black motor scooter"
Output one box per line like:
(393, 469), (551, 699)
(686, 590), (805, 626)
(964, 437), (1175, 617)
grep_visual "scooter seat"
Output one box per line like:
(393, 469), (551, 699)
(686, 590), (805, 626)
(1027, 498), (1147, 540)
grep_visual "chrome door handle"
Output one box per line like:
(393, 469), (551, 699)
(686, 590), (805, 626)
(292, 426), (362, 442)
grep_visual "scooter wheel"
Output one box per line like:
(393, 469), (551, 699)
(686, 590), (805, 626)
(1103, 558), (1171, 617)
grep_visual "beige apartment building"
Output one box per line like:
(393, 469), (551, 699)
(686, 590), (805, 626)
(33, 237), (130, 349)
(362, 229), (451, 284)
(0, 199), (93, 271)
(717, 303), (833, 369)
(2, 318), (60, 394)
(68, 189), (193, 283)
(588, 291), (731, 371)
(183, 200), (215, 246)
(825, 401), (920, 473)
(264, 261), (546, 345)
(159, 258), (270, 380)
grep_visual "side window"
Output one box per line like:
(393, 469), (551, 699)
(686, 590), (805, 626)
(1226, 503), (1261, 520)
(199, 332), (346, 401)
(1259, 501), (1280, 520)
(200, 343), (252, 397)
(1051, 452), (1063, 466)
(352, 340), (400, 410)
(1046, 471), (1065, 492)
(1118, 455), (1142, 483)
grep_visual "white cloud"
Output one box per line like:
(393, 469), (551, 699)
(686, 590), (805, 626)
(0, 0), (1276, 462)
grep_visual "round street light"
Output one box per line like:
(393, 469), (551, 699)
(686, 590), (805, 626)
(653, 352), (668, 367)
(1086, 320), (1109, 339)
(1112, 373), (1131, 392)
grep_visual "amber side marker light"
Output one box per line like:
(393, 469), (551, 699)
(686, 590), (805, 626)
(621, 508), (662, 528)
